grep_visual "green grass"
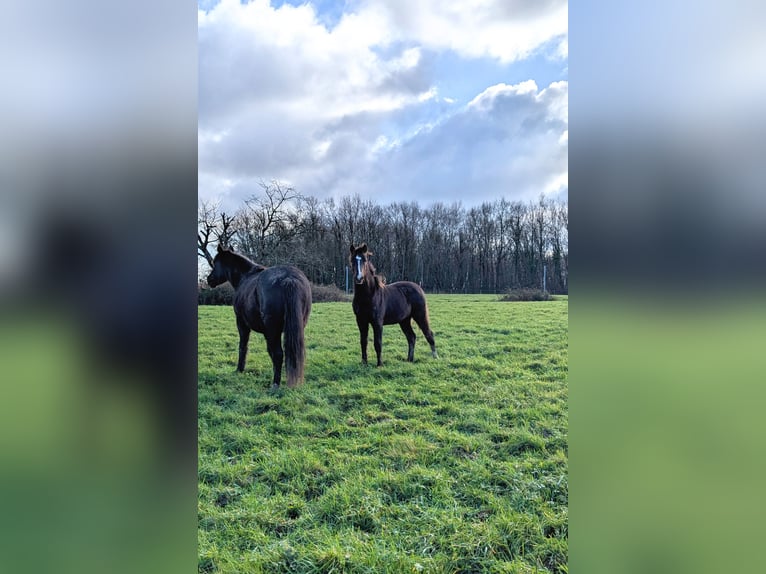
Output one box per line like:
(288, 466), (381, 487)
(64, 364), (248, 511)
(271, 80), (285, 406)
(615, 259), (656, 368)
(199, 295), (568, 573)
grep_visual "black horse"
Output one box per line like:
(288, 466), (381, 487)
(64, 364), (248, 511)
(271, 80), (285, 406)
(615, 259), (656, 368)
(350, 243), (437, 366)
(207, 245), (312, 388)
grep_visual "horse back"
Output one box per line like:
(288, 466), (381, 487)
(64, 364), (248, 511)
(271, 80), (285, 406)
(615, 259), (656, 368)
(234, 265), (311, 332)
(383, 281), (427, 324)
(257, 265), (311, 320)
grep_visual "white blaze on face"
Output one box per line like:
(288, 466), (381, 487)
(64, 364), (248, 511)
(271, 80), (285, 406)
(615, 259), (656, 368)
(355, 255), (363, 281)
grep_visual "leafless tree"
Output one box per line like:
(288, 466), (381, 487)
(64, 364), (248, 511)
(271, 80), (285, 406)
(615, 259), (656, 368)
(235, 180), (304, 262)
(198, 200), (238, 267)
(199, 186), (568, 295)
(492, 198), (512, 292)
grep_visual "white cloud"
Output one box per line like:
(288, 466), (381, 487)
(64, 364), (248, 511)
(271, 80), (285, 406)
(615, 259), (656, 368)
(198, 0), (568, 210)
(369, 0), (568, 63)
(468, 80), (539, 110)
(360, 80), (569, 204)
(198, 0), (433, 128)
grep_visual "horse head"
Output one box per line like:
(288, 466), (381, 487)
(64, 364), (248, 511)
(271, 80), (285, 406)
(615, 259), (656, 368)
(349, 243), (374, 285)
(207, 243), (234, 287)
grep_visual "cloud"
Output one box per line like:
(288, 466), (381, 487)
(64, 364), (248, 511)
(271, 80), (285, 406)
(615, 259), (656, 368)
(355, 80), (569, 204)
(198, 0), (568, 210)
(198, 0), (429, 128)
(371, 0), (568, 64)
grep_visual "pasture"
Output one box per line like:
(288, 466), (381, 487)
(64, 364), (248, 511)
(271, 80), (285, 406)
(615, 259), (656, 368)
(198, 295), (568, 573)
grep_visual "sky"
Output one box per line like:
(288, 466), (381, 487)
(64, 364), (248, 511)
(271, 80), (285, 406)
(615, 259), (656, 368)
(198, 0), (568, 212)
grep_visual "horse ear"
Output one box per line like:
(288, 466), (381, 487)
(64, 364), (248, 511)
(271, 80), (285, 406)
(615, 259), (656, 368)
(349, 243), (355, 253)
(360, 243), (368, 253)
(217, 243), (223, 253)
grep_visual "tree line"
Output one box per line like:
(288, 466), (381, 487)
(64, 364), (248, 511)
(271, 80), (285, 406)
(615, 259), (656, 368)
(199, 181), (568, 294)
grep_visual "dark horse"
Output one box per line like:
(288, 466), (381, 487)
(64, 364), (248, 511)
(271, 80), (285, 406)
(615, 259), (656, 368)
(207, 245), (312, 388)
(350, 243), (437, 366)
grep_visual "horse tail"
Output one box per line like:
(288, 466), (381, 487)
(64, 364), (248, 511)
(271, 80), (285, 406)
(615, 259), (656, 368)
(414, 284), (438, 358)
(283, 278), (306, 387)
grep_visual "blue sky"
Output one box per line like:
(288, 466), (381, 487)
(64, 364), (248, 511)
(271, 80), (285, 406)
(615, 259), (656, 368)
(198, 0), (568, 211)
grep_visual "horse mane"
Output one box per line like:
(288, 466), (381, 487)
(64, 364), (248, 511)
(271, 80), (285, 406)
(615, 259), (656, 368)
(221, 247), (266, 273)
(365, 258), (386, 287)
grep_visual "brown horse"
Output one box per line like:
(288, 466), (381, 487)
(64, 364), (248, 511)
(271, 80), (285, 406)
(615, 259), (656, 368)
(207, 245), (312, 388)
(349, 243), (437, 366)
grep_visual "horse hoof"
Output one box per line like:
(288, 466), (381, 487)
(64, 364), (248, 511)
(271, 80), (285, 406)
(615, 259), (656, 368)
(270, 383), (280, 391)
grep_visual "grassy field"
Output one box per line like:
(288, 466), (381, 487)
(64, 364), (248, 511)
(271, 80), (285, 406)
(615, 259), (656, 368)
(198, 295), (568, 573)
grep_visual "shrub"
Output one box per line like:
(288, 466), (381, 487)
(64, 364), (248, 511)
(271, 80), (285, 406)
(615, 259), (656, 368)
(311, 283), (351, 303)
(198, 282), (350, 305)
(499, 288), (552, 302)
(198, 284), (234, 305)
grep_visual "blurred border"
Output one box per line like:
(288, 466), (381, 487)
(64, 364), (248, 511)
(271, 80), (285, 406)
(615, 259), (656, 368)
(0, 1), (197, 573)
(3, 1), (765, 572)
(571, 2), (766, 573)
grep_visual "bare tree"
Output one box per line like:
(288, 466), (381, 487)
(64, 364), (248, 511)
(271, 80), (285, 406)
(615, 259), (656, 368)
(199, 187), (568, 294)
(549, 199), (568, 292)
(492, 198), (512, 292)
(235, 180), (304, 262)
(197, 199), (218, 267)
(507, 201), (528, 287)
(288, 195), (334, 284)
(198, 200), (238, 267)
(530, 195), (550, 288)
(217, 212), (237, 249)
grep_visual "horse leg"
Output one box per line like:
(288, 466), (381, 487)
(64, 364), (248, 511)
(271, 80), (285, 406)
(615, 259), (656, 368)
(356, 316), (370, 365)
(265, 330), (284, 389)
(399, 319), (417, 362)
(414, 313), (438, 359)
(372, 322), (384, 367)
(236, 315), (250, 372)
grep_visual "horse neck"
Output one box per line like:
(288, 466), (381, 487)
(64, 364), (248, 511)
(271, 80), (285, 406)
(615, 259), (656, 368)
(353, 272), (379, 300)
(226, 255), (260, 289)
